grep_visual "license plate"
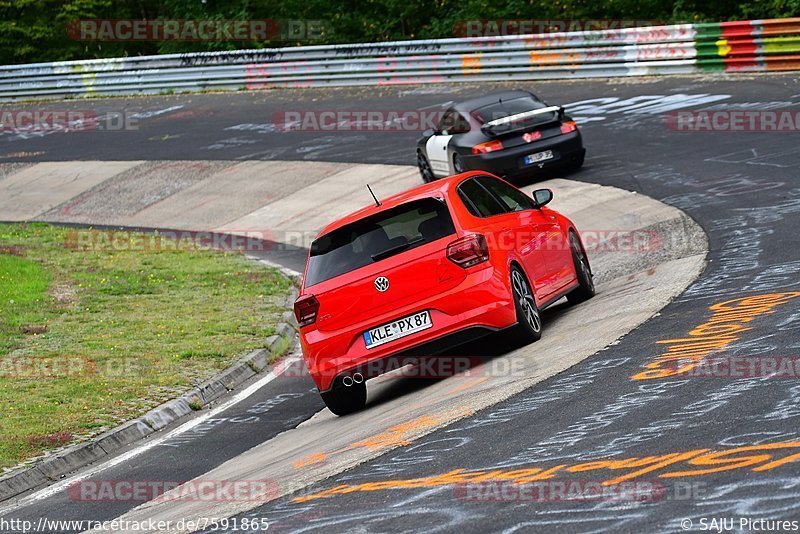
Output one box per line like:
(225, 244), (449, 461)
(363, 310), (432, 349)
(524, 150), (554, 165)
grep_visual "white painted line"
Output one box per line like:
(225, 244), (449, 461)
(418, 100), (453, 110)
(0, 355), (302, 513)
(390, 486), (448, 507)
(247, 255), (302, 278)
(128, 105), (185, 119)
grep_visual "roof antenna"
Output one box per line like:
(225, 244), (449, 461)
(367, 184), (381, 207)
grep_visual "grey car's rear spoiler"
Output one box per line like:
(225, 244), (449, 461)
(482, 105), (563, 129)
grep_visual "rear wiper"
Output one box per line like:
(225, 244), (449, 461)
(371, 237), (425, 262)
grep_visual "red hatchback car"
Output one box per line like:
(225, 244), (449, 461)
(294, 171), (594, 415)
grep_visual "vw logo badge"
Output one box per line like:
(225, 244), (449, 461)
(374, 276), (390, 292)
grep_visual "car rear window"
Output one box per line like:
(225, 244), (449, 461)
(436, 109), (471, 134)
(471, 96), (555, 134)
(305, 198), (456, 286)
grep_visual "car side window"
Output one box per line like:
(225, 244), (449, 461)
(457, 178), (507, 217)
(477, 176), (537, 212)
(437, 109), (470, 135)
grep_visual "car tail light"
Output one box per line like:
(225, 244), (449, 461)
(447, 234), (490, 268)
(294, 294), (320, 327)
(472, 140), (504, 154)
(560, 120), (578, 134)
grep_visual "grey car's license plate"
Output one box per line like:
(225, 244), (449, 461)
(524, 150), (554, 165)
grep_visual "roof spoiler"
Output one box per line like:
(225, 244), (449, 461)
(482, 105), (563, 132)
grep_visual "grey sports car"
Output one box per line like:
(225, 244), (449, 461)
(416, 90), (585, 183)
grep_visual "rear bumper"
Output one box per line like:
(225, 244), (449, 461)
(461, 131), (584, 179)
(321, 325), (501, 392)
(299, 265), (517, 392)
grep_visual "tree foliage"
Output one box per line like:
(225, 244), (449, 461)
(1, 0), (798, 65)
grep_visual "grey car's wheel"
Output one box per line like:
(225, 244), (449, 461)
(320, 381), (366, 416)
(510, 266), (542, 343)
(569, 151), (585, 171)
(567, 232), (595, 304)
(453, 153), (464, 174)
(417, 151), (435, 183)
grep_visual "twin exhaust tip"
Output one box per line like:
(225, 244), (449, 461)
(342, 373), (364, 387)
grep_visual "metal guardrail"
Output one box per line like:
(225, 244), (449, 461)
(1, 18), (799, 100)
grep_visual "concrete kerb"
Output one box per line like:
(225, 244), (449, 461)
(0, 279), (300, 504)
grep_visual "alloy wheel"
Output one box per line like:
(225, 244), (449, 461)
(512, 269), (541, 333)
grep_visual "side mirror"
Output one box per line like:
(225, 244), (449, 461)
(532, 188), (553, 208)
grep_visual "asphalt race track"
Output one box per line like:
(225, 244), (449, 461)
(1, 73), (800, 533)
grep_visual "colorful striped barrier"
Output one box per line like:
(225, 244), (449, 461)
(693, 19), (800, 72)
(0, 18), (798, 100)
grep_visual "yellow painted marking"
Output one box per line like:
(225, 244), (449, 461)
(294, 408), (472, 470)
(350, 408), (472, 451)
(631, 292), (800, 380)
(351, 416), (443, 450)
(716, 38), (732, 57)
(461, 55), (481, 74)
(293, 441), (800, 502)
(294, 452), (327, 469)
(447, 376), (490, 395)
(528, 51), (563, 65)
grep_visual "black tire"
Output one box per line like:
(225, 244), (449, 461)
(453, 153), (464, 174)
(320, 382), (367, 416)
(417, 151), (435, 183)
(566, 231), (595, 304)
(569, 151), (585, 171)
(510, 265), (542, 343)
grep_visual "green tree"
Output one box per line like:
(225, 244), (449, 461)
(0, 0), (797, 65)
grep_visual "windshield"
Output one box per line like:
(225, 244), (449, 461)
(305, 198), (456, 286)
